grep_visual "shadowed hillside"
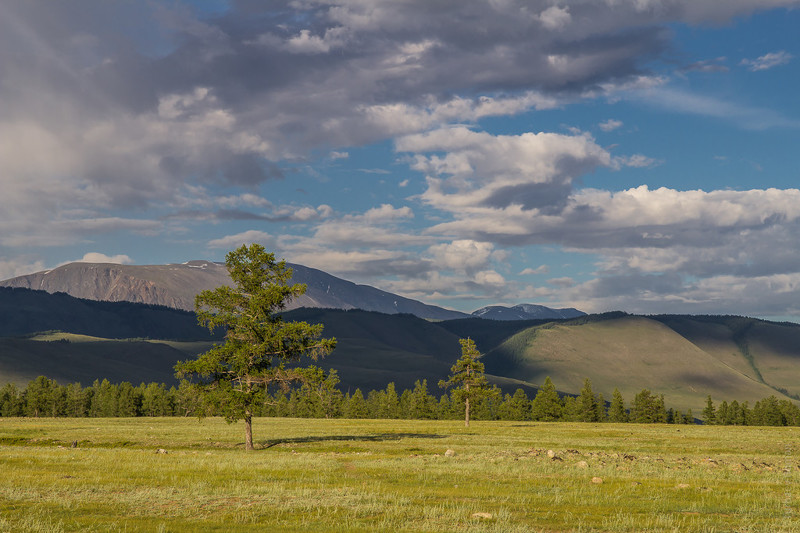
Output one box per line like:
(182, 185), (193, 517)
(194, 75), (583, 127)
(0, 335), (210, 387)
(0, 287), (217, 340)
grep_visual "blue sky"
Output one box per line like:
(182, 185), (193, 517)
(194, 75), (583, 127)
(1, 1), (799, 318)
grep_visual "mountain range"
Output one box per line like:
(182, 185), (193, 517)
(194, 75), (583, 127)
(0, 260), (581, 321)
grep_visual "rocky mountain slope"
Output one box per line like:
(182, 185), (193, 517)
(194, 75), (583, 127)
(0, 260), (468, 320)
(472, 303), (586, 320)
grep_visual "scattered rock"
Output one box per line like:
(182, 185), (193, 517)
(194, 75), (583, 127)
(576, 460), (588, 469)
(156, 448), (168, 454)
(591, 477), (603, 484)
(444, 449), (456, 457)
(471, 512), (493, 519)
(676, 483), (691, 489)
(546, 449), (556, 458)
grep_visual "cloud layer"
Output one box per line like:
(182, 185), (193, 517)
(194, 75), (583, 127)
(1, 1), (799, 318)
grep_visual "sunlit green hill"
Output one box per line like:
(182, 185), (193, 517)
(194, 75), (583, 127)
(481, 314), (791, 412)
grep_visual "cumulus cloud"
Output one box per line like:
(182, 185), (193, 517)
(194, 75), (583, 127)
(76, 253), (133, 264)
(428, 240), (495, 274)
(398, 126), (611, 212)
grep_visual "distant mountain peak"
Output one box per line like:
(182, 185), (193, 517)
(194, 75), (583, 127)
(0, 260), (468, 321)
(471, 303), (586, 321)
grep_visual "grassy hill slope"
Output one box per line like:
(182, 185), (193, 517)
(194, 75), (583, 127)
(653, 315), (800, 399)
(483, 315), (794, 412)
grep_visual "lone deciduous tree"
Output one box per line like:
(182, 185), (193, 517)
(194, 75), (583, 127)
(175, 244), (336, 450)
(439, 338), (495, 427)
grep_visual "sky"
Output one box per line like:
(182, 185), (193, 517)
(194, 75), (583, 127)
(1, 1), (799, 319)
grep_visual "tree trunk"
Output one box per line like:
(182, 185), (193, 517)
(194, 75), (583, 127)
(465, 396), (470, 427)
(244, 410), (254, 451)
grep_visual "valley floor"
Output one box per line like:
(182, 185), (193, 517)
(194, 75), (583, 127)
(1, 417), (798, 532)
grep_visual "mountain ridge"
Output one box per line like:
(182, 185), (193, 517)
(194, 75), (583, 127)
(472, 303), (586, 321)
(0, 260), (470, 321)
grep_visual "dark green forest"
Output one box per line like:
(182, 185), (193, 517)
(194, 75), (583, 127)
(3, 375), (799, 427)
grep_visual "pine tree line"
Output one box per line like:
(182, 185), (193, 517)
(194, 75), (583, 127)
(4, 374), (798, 426)
(701, 394), (800, 426)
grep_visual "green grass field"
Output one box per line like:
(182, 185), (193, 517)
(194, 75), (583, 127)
(1, 417), (798, 532)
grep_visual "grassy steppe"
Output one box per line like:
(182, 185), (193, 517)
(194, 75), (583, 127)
(2, 418), (798, 532)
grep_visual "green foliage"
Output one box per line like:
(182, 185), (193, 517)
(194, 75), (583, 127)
(703, 395), (716, 424)
(499, 388), (532, 421)
(438, 338), (496, 426)
(343, 389), (369, 419)
(608, 388), (628, 422)
(630, 389), (667, 423)
(5, 372), (799, 428)
(531, 377), (563, 421)
(174, 244), (336, 449)
(578, 378), (600, 422)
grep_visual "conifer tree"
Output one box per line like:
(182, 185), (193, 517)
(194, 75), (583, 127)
(578, 378), (599, 422)
(175, 244), (336, 450)
(702, 395), (716, 424)
(608, 388), (627, 422)
(343, 389), (369, 419)
(501, 388), (531, 421)
(595, 392), (606, 422)
(438, 338), (494, 427)
(531, 377), (563, 421)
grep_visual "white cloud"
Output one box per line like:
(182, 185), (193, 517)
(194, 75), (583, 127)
(538, 6), (571, 30)
(284, 27), (349, 54)
(0, 257), (46, 280)
(428, 240), (494, 273)
(598, 119), (623, 132)
(520, 265), (549, 275)
(398, 127), (611, 212)
(740, 50), (793, 71)
(613, 154), (661, 168)
(76, 252), (133, 264)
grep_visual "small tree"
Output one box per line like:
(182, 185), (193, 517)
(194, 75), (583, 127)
(175, 244), (336, 450)
(608, 388), (627, 422)
(439, 338), (494, 427)
(578, 378), (599, 422)
(703, 395), (716, 425)
(531, 377), (563, 421)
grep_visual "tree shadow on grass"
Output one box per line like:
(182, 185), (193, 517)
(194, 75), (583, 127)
(258, 433), (447, 449)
